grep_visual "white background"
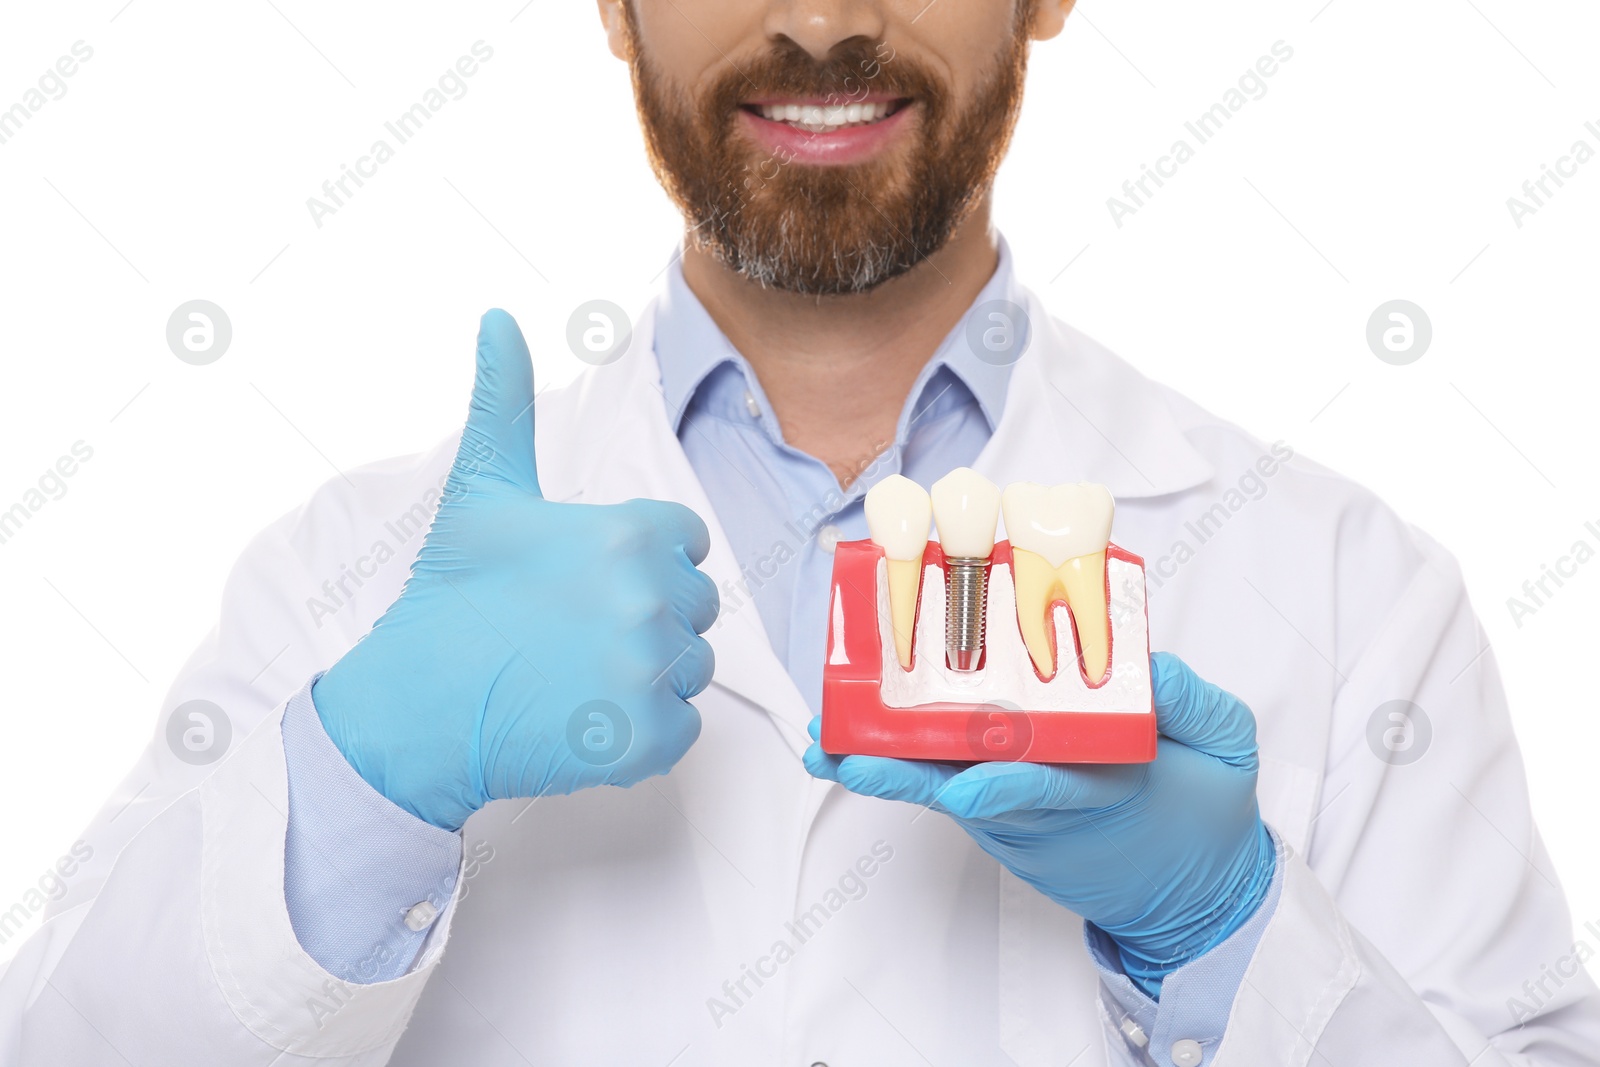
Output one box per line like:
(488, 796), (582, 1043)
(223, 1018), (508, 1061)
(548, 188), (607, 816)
(1, 0), (1596, 972)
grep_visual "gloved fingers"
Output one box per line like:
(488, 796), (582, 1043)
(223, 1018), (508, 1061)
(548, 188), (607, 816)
(801, 714), (851, 784)
(627, 498), (713, 566)
(801, 716), (963, 809)
(672, 563), (722, 635)
(605, 695), (703, 785)
(832, 753), (962, 809)
(1150, 651), (1259, 767)
(658, 632), (716, 700)
(802, 717), (843, 782)
(453, 309), (543, 497)
(937, 760), (1143, 820)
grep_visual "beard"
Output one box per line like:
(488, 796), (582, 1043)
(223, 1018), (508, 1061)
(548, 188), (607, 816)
(622, 10), (1032, 295)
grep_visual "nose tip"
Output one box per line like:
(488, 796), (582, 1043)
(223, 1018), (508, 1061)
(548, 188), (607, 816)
(764, 2), (887, 62)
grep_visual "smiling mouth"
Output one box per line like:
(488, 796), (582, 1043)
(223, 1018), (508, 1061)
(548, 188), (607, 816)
(741, 98), (911, 134)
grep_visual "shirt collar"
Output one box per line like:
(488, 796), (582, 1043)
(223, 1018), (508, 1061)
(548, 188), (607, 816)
(655, 235), (1024, 437)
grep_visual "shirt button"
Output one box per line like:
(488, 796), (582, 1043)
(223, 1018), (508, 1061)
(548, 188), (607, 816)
(816, 524), (842, 553)
(1170, 1037), (1204, 1065)
(403, 900), (438, 931)
(743, 390), (761, 418)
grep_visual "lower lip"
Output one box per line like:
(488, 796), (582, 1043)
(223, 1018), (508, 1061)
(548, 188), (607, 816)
(736, 103), (914, 167)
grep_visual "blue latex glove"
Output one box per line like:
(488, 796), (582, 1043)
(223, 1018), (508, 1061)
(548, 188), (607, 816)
(313, 309), (720, 831)
(804, 651), (1274, 998)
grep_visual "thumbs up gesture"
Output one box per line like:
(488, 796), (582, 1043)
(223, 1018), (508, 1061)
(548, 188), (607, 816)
(312, 310), (720, 830)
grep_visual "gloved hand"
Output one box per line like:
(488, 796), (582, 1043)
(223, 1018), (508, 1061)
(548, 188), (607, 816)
(312, 309), (719, 831)
(804, 651), (1275, 997)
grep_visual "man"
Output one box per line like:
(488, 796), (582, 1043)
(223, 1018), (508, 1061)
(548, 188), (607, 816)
(2, 1), (1596, 1064)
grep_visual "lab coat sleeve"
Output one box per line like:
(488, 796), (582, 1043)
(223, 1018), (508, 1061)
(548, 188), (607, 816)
(0, 449), (472, 1065)
(1099, 528), (1600, 1066)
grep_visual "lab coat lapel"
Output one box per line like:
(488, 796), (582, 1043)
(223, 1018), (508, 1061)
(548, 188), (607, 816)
(973, 288), (1214, 499)
(539, 303), (816, 759)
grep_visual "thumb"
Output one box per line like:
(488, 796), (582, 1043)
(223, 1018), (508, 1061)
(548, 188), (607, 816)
(1149, 651), (1258, 767)
(455, 308), (542, 496)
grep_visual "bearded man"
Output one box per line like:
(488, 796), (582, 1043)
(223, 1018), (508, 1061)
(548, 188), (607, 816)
(3, 3), (1596, 1065)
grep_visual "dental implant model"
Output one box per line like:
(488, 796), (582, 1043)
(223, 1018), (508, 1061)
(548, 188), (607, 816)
(822, 471), (1155, 765)
(930, 468), (1001, 672)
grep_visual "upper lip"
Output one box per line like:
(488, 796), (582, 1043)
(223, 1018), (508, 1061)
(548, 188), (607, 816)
(742, 93), (906, 107)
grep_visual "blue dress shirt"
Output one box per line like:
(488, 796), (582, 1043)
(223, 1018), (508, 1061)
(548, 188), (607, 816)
(281, 239), (1281, 1062)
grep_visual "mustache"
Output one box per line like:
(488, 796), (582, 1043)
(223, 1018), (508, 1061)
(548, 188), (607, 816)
(701, 38), (943, 126)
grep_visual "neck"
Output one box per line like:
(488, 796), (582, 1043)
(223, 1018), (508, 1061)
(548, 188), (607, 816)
(680, 198), (999, 488)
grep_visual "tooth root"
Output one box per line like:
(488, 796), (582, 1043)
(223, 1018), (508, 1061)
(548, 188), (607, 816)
(1062, 550), (1110, 684)
(884, 557), (921, 669)
(1011, 548), (1064, 678)
(1009, 548), (1110, 683)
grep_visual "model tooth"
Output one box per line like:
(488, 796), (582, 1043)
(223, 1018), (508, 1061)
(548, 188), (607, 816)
(1001, 482), (1114, 683)
(930, 468), (1001, 559)
(864, 475), (931, 670)
(932, 468), (1001, 672)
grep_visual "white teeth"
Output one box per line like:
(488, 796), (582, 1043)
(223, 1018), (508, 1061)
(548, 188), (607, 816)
(1003, 483), (1113, 567)
(1001, 482), (1115, 684)
(868, 472), (1119, 682)
(756, 100), (894, 128)
(866, 474), (932, 561)
(931, 468), (1000, 560)
(865, 475), (932, 670)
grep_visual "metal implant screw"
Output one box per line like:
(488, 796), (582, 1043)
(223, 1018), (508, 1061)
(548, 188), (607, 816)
(944, 557), (991, 672)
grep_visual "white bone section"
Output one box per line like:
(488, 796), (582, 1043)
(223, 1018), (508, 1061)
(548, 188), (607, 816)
(876, 554), (1151, 713)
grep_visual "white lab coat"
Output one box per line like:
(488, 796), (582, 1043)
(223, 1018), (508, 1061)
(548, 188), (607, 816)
(3, 286), (1597, 1067)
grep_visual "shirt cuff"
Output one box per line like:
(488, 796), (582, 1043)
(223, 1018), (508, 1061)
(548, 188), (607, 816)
(1084, 827), (1289, 1066)
(281, 674), (464, 984)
